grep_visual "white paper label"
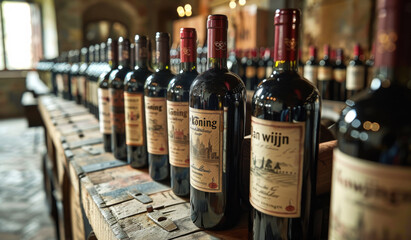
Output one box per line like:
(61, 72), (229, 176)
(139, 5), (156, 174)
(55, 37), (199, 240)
(303, 65), (318, 85)
(167, 101), (190, 167)
(189, 108), (224, 193)
(346, 65), (365, 90)
(98, 88), (111, 134)
(329, 149), (411, 240)
(250, 117), (305, 218)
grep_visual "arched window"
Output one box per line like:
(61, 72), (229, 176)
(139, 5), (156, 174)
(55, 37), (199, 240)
(0, 1), (42, 70)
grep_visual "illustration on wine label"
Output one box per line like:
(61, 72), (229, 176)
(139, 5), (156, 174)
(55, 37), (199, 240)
(189, 108), (224, 193)
(250, 117), (305, 218)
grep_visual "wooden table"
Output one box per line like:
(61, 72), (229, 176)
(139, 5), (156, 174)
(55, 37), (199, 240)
(38, 95), (336, 240)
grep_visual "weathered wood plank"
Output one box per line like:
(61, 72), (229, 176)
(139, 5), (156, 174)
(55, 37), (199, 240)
(110, 190), (186, 220)
(81, 176), (128, 240)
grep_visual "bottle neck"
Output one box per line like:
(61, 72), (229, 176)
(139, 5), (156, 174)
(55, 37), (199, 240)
(156, 41), (170, 71)
(119, 49), (130, 68)
(135, 43), (148, 69)
(273, 23), (298, 72)
(207, 28), (228, 70)
(373, 0), (411, 88)
(181, 62), (197, 72)
(180, 37), (197, 72)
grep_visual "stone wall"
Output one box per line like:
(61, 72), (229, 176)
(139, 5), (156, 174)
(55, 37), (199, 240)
(53, 0), (199, 52)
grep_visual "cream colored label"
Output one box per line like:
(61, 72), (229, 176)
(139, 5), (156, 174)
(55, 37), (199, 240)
(189, 108), (224, 193)
(98, 88), (111, 134)
(346, 65), (365, 90)
(56, 74), (64, 95)
(303, 65), (318, 85)
(246, 66), (256, 78)
(318, 66), (333, 81)
(367, 66), (375, 88)
(125, 93), (145, 146)
(78, 76), (86, 98)
(167, 101), (189, 168)
(145, 97), (168, 155)
(333, 69), (346, 83)
(90, 81), (97, 106)
(298, 66), (304, 76)
(257, 66), (266, 80)
(266, 66), (273, 79)
(329, 149), (411, 240)
(250, 117), (305, 218)
(71, 76), (78, 97)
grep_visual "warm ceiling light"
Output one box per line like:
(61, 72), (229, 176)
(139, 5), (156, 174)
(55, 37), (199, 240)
(177, 6), (185, 17)
(229, 0), (236, 9)
(184, 4), (192, 12)
(239, 0), (246, 6)
(186, 10), (192, 17)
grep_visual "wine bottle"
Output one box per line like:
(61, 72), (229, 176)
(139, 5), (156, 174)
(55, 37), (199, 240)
(70, 50), (81, 104)
(318, 44), (334, 100)
(62, 51), (72, 100)
(78, 47), (89, 107)
(92, 44), (101, 116)
(241, 49), (249, 83)
(365, 43), (375, 88)
(124, 35), (152, 168)
(333, 48), (347, 101)
(346, 44), (365, 99)
(250, 9), (321, 239)
(109, 37), (131, 160)
(329, 0), (411, 239)
(86, 45), (95, 111)
(298, 49), (304, 76)
(189, 14), (246, 230)
(167, 28), (198, 197)
(265, 48), (274, 79)
(144, 32), (174, 181)
(245, 48), (258, 90)
(303, 46), (318, 86)
(256, 48), (266, 83)
(98, 38), (118, 152)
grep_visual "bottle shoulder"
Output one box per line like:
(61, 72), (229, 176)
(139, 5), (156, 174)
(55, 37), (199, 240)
(190, 68), (245, 96)
(253, 72), (320, 106)
(337, 84), (411, 165)
(144, 70), (175, 89)
(168, 70), (198, 91)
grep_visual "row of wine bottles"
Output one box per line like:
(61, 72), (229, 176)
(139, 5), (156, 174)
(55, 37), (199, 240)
(40, 1), (410, 238)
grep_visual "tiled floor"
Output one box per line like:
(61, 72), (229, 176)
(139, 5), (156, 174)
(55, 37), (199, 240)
(0, 118), (56, 240)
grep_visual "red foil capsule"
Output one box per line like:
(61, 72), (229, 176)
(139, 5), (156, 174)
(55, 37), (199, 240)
(207, 14), (228, 59)
(274, 9), (300, 62)
(180, 28), (197, 63)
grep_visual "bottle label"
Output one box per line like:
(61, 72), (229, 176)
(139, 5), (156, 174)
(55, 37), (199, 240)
(298, 66), (304, 76)
(333, 69), (346, 83)
(329, 149), (411, 240)
(366, 66), (375, 88)
(90, 81), (97, 106)
(145, 97), (168, 155)
(78, 76), (86, 98)
(109, 88), (125, 133)
(98, 88), (111, 134)
(189, 108), (224, 193)
(303, 65), (318, 85)
(257, 66), (266, 80)
(266, 66), (273, 79)
(246, 66), (257, 78)
(71, 76), (78, 97)
(346, 65), (365, 90)
(124, 92), (145, 146)
(317, 66), (333, 81)
(167, 101), (190, 168)
(56, 74), (64, 95)
(249, 117), (305, 218)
